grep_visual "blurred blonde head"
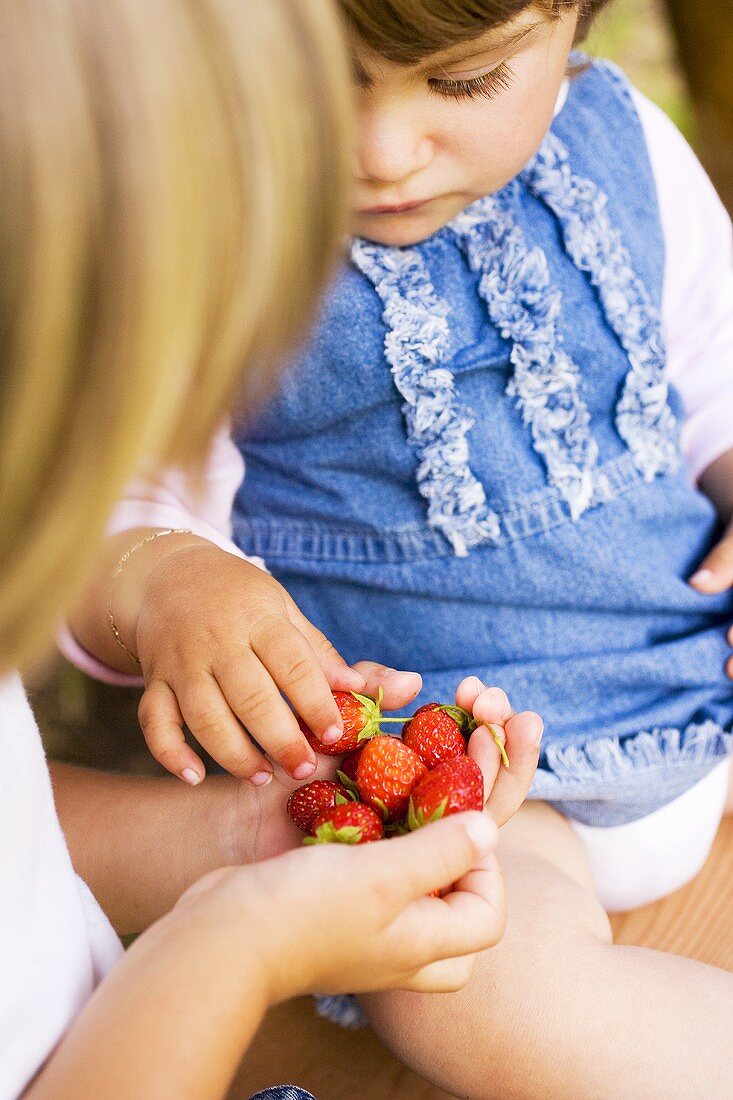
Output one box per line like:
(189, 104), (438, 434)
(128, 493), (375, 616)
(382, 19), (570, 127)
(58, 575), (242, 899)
(0, 0), (352, 670)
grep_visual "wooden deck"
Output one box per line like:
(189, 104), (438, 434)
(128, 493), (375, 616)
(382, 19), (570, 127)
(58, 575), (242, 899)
(229, 816), (733, 1100)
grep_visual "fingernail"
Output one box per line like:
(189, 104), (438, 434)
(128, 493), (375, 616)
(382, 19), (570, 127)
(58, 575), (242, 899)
(463, 812), (496, 854)
(483, 687), (509, 716)
(293, 761), (316, 780)
(383, 668), (421, 682)
(181, 768), (203, 786)
(690, 569), (714, 588)
(533, 719), (544, 747)
(250, 770), (273, 786)
(321, 725), (343, 746)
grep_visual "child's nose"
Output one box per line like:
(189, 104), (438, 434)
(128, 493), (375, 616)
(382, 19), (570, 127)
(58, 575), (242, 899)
(357, 105), (433, 184)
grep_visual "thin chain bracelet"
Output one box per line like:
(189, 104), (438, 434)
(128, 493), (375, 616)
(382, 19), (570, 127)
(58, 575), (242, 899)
(106, 528), (194, 665)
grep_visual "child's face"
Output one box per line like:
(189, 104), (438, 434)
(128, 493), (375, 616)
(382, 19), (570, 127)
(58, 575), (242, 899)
(353, 7), (579, 246)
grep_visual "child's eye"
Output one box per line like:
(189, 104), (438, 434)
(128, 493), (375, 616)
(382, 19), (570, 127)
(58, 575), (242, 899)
(429, 61), (514, 101)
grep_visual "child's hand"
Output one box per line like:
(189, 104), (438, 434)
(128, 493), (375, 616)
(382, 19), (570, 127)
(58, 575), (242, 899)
(134, 539), (422, 784)
(455, 677), (543, 826)
(688, 518), (733, 680)
(175, 809), (502, 1001)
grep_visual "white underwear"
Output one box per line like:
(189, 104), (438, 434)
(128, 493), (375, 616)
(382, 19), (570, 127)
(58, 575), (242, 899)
(569, 759), (731, 912)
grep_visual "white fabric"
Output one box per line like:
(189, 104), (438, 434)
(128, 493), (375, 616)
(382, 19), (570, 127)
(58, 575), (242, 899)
(632, 90), (733, 482)
(0, 674), (123, 1099)
(571, 759), (731, 912)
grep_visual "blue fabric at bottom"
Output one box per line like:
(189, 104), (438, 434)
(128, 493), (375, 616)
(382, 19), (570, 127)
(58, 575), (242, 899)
(248, 1088), (316, 1100)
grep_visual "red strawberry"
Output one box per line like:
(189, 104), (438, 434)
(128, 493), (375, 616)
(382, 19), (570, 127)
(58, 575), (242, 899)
(336, 746), (364, 799)
(300, 690), (383, 756)
(304, 802), (383, 845)
(356, 735), (428, 822)
(286, 780), (352, 835)
(339, 747), (364, 783)
(407, 755), (484, 829)
(402, 703), (467, 769)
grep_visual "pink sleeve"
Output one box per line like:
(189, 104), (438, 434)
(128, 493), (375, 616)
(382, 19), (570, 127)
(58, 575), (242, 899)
(58, 425), (266, 683)
(633, 89), (733, 483)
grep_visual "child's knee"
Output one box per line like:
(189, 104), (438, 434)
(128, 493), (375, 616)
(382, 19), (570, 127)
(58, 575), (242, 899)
(360, 844), (612, 1098)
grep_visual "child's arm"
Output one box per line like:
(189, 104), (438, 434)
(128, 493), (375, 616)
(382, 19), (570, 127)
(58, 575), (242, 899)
(48, 762), (298, 935)
(630, 92), (733, 615)
(64, 428), (422, 785)
(26, 813), (501, 1100)
(690, 448), (733, 600)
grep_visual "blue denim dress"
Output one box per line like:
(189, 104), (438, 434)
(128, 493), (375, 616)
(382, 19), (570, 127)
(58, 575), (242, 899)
(233, 61), (733, 827)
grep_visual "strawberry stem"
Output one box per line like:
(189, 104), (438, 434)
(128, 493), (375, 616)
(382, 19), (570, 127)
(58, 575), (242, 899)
(487, 724), (510, 768)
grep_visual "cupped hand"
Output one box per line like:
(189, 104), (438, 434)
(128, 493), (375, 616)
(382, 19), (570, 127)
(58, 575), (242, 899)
(688, 519), (733, 680)
(134, 541), (422, 784)
(455, 676), (543, 826)
(177, 809), (502, 1003)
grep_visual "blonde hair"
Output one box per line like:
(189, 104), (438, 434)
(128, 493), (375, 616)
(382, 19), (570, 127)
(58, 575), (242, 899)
(0, 0), (352, 671)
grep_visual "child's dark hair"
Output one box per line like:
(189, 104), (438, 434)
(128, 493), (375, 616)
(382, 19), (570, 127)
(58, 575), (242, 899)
(339, 1), (613, 64)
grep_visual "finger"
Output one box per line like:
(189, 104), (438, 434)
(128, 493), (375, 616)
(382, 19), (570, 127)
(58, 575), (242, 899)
(689, 534), (733, 594)
(482, 710), (543, 827)
(287, 605), (367, 694)
(471, 686), (514, 727)
(401, 953), (477, 994)
(138, 678), (206, 785)
(212, 651), (317, 779)
(466, 725), (503, 802)
(350, 662), (423, 710)
(176, 671), (275, 783)
(388, 851), (505, 985)
(249, 616), (345, 746)
(366, 812), (497, 903)
(454, 675), (485, 712)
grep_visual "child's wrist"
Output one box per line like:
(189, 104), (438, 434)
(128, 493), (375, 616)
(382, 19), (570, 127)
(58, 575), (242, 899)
(106, 528), (211, 663)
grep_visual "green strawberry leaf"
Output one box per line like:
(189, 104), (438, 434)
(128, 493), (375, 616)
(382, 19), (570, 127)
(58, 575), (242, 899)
(440, 705), (478, 735)
(304, 821), (364, 845)
(335, 772), (360, 799)
(371, 797), (389, 821)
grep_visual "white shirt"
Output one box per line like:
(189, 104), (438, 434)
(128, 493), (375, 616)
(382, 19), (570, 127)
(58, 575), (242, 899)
(0, 674), (122, 1098)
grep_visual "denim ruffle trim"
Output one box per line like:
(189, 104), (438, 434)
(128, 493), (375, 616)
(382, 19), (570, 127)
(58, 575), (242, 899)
(351, 241), (501, 556)
(353, 131), (678, 554)
(531, 718), (733, 800)
(452, 186), (599, 520)
(522, 131), (679, 485)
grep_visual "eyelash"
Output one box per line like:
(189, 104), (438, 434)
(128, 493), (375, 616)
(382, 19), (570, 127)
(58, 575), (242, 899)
(429, 61), (515, 101)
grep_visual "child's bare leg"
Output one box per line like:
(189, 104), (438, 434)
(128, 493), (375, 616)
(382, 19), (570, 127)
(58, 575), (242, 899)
(360, 802), (733, 1100)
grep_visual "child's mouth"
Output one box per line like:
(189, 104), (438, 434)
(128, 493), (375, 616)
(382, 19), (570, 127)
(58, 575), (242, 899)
(360, 199), (430, 215)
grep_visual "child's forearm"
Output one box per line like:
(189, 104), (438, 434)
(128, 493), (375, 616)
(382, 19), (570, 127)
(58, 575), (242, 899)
(25, 905), (271, 1100)
(698, 446), (733, 525)
(49, 762), (275, 934)
(67, 527), (211, 673)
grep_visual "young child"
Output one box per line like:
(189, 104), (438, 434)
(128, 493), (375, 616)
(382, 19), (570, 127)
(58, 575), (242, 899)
(67, 1), (733, 1092)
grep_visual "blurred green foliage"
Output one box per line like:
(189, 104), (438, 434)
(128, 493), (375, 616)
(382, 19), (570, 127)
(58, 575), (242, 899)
(585, 0), (694, 138)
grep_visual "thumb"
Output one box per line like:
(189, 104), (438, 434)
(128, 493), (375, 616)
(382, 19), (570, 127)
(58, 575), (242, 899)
(689, 526), (733, 594)
(367, 812), (497, 902)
